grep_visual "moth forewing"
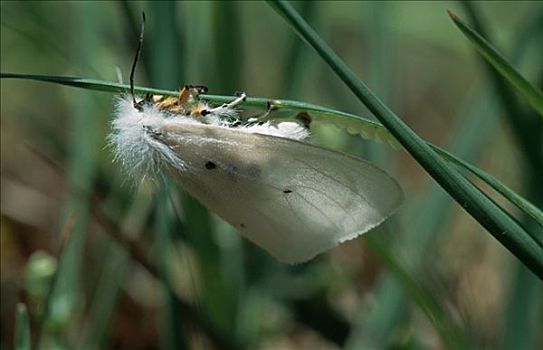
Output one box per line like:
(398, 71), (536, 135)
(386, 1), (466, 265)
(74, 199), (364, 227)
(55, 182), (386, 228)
(110, 14), (401, 262)
(156, 122), (403, 263)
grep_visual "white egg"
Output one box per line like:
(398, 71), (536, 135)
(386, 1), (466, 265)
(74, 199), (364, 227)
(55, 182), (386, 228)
(109, 95), (403, 263)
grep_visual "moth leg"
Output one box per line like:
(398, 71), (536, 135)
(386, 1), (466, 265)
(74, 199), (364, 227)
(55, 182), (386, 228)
(226, 91), (247, 109)
(205, 91), (247, 114)
(259, 101), (275, 120)
(242, 101), (275, 126)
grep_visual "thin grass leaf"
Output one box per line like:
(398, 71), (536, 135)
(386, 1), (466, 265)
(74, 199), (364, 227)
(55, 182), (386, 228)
(0, 73), (174, 96)
(2, 73), (541, 239)
(0, 72), (400, 149)
(448, 11), (543, 118)
(460, 3), (543, 178)
(266, 0), (543, 278)
(15, 303), (31, 350)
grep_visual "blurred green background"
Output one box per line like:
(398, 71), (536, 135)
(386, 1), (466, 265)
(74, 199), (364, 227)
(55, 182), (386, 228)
(1, 1), (542, 349)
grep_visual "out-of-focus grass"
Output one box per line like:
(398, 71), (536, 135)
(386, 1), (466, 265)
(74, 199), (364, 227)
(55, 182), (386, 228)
(156, 180), (187, 350)
(449, 11), (543, 118)
(1, 1), (542, 349)
(14, 303), (30, 350)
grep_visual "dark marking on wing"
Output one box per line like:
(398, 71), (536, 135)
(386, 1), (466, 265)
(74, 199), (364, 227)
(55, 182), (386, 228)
(205, 161), (216, 170)
(283, 189), (292, 194)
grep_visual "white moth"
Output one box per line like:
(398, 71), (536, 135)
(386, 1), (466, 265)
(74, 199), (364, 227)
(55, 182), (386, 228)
(109, 87), (403, 263)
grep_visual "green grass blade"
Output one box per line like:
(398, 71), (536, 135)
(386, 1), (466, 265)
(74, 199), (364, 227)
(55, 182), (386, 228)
(0, 73), (174, 95)
(0, 72), (398, 148)
(459, 3), (543, 178)
(448, 11), (543, 117)
(266, 0), (543, 278)
(15, 303), (31, 350)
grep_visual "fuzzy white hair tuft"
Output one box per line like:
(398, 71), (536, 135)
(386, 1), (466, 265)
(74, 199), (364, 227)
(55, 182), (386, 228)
(108, 95), (185, 183)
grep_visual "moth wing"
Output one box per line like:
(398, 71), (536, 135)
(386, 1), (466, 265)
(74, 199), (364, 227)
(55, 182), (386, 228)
(160, 123), (403, 263)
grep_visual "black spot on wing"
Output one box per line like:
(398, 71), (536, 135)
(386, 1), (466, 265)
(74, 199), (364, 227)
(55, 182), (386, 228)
(205, 161), (216, 169)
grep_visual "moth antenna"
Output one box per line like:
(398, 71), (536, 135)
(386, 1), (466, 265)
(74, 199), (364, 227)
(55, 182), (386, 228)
(130, 12), (146, 108)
